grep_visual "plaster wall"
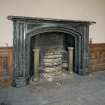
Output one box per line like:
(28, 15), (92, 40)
(0, 0), (105, 46)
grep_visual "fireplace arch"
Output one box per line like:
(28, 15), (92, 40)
(26, 26), (82, 79)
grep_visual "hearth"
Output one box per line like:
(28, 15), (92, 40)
(8, 16), (95, 87)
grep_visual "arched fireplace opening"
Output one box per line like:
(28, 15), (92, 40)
(30, 32), (75, 81)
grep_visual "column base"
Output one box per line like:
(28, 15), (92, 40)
(13, 77), (27, 88)
(69, 71), (74, 74)
(78, 68), (89, 75)
(32, 77), (40, 82)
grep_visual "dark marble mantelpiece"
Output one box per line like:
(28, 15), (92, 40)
(8, 16), (95, 87)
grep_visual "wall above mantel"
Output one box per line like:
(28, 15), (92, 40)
(0, 0), (105, 46)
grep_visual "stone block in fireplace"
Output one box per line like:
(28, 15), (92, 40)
(8, 16), (95, 87)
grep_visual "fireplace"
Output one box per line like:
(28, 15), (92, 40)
(8, 16), (95, 87)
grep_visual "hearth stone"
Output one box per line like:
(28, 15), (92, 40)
(8, 16), (95, 87)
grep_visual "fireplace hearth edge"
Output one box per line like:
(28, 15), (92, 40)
(8, 16), (95, 87)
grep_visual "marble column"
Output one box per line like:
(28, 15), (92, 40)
(68, 47), (74, 74)
(33, 49), (40, 81)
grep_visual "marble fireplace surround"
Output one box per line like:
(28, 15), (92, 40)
(8, 16), (95, 87)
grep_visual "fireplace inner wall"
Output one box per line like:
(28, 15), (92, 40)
(33, 32), (64, 49)
(8, 16), (94, 87)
